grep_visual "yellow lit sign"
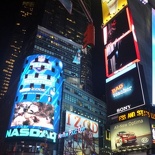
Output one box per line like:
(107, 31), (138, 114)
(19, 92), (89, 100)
(118, 109), (155, 121)
(102, 0), (128, 26)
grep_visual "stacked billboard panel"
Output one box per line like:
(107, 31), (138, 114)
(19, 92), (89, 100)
(62, 111), (99, 155)
(102, 0), (143, 119)
(152, 8), (155, 106)
(6, 54), (63, 143)
(110, 117), (152, 152)
(106, 63), (145, 117)
(103, 7), (140, 77)
(102, 0), (128, 26)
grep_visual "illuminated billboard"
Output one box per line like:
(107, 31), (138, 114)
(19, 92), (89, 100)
(106, 63), (146, 117)
(63, 111), (99, 155)
(152, 9), (155, 106)
(103, 7), (140, 77)
(103, 8), (131, 46)
(6, 54), (64, 143)
(110, 117), (152, 152)
(104, 31), (140, 77)
(102, 0), (128, 26)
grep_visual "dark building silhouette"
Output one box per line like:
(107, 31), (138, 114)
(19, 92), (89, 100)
(0, 0), (107, 154)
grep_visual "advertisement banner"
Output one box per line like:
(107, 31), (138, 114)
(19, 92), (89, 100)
(6, 54), (64, 143)
(104, 31), (140, 77)
(106, 63), (145, 117)
(63, 111), (99, 155)
(102, 0), (128, 26)
(103, 8), (131, 46)
(110, 117), (152, 152)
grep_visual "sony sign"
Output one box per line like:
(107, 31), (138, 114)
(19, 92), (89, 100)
(117, 105), (131, 113)
(6, 128), (57, 143)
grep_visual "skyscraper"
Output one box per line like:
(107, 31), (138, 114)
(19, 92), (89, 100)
(0, 0), (107, 154)
(0, 0), (93, 102)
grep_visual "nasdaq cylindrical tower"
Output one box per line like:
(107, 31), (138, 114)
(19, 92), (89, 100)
(6, 54), (63, 143)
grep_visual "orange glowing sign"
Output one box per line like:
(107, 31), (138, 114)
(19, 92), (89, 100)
(111, 83), (123, 94)
(102, 0), (128, 26)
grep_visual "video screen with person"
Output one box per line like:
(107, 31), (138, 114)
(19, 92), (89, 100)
(103, 8), (131, 45)
(105, 32), (140, 77)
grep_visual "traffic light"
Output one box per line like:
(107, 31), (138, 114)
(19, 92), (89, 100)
(83, 23), (95, 49)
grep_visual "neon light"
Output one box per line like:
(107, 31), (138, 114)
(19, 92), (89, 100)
(58, 127), (86, 139)
(6, 128), (57, 142)
(112, 86), (132, 98)
(152, 9), (155, 105)
(106, 63), (136, 83)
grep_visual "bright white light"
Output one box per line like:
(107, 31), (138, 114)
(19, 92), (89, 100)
(152, 9), (155, 105)
(140, 0), (148, 5)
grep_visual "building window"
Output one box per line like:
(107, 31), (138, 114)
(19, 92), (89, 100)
(20, 85), (23, 90)
(15, 96), (18, 101)
(35, 73), (39, 78)
(47, 75), (51, 80)
(25, 60), (28, 64)
(30, 83), (34, 88)
(41, 65), (45, 70)
(52, 68), (55, 72)
(23, 94), (27, 100)
(29, 65), (33, 70)
(41, 84), (45, 89)
(56, 62), (59, 66)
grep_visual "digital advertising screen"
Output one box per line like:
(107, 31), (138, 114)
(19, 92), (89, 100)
(104, 31), (140, 77)
(103, 8), (131, 46)
(110, 117), (152, 152)
(152, 8), (155, 106)
(61, 111), (99, 155)
(102, 0), (128, 26)
(106, 63), (146, 117)
(149, 117), (155, 145)
(6, 54), (64, 143)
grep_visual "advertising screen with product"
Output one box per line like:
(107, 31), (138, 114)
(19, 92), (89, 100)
(6, 54), (64, 143)
(149, 118), (155, 145)
(62, 111), (99, 155)
(106, 63), (145, 117)
(152, 8), (155, 106)
(102, 0), (128, 26)
(110, 117), (152, 152)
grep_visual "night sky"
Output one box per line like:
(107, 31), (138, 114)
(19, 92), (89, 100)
(0, 0), (106, 100)
(0, 0), (21, 61)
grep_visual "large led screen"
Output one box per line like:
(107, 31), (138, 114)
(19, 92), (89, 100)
(110, 117), (152, 152)
(152, 8), (155, 106)
(6, 54), (64, 143)
(102, 0), (128, 26)
(62, 111), (99, 155)
(106, 63), (145, 117)
(104, 31), (140, 77)
(149, 117), (155, 145)
(103, 8), (131, 46)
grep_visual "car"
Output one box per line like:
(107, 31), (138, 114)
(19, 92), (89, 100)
(115, 131), (137, 148)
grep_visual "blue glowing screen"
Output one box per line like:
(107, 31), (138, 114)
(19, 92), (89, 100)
(6, 54), (63, 142)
